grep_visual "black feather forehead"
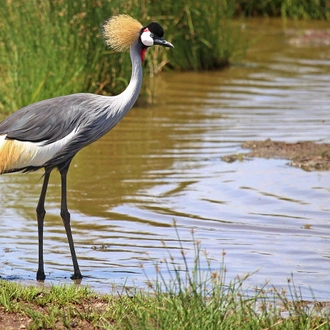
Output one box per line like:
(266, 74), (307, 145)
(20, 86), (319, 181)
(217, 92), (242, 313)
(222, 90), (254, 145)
(143, 22), (164, 38)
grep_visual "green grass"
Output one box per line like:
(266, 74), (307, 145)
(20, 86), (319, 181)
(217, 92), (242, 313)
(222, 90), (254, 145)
(1, 227), (329, 329)
(0, 1), (329, 114)
(235, 0), (330, 20)
(0, 0), (241, 114)
(0, 1), (113, 113)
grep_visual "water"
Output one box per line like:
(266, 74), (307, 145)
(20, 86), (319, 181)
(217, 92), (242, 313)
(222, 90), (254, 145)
(1, 19), (330, 299)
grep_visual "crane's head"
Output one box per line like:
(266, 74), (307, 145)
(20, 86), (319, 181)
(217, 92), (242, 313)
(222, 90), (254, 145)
(102, 14), (174, 62)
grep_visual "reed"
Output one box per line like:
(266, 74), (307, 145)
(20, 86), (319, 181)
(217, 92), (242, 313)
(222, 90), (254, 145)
(0, 0), (114, 113)
(236, 0), (330, 20)
(149, 0), (237, 71)
(115, 226), (329, 329)
(1, 0), (329, 114)
(0, 0), (238, 114)
(281, 0), (330, 20)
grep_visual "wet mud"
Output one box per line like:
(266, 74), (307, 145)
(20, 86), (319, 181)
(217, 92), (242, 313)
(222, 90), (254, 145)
(223, 139), (330, 171)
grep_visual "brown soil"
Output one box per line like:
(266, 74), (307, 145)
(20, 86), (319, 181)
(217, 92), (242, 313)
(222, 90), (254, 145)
(222, 139), (330, 171)
(0, 298), (110, 330)
(286, 29), (330, 46)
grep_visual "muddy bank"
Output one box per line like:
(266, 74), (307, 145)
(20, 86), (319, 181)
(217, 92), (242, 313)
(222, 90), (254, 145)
(222, 139), (330, 171)
(286, 29), (330, 46)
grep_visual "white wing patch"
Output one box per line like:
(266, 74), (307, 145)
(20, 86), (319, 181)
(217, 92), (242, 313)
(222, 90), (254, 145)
(0, 129), (78, 173)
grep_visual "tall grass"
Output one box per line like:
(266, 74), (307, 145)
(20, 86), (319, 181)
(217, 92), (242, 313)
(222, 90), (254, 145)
(151, 0), (237, 70)
(111, 227), (328, 329)
(0, 0), (238, 114)
(280, 0), (330, 20)
(0, 0), (118, 113)
(236, 0), (330, 20)
(105, 226), (330, 329)
(0, 1), (329, 114)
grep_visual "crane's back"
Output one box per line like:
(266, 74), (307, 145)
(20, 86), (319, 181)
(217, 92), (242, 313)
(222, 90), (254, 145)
(0, 93), (118, 174)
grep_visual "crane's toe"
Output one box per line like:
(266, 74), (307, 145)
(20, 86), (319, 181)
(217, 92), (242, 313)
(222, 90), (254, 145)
(36, 270), (46, 281)
(70, 272), (83, 280)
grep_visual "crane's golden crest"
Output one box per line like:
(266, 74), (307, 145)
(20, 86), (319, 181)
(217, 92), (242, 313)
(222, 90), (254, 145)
(102, 14), (143, 52)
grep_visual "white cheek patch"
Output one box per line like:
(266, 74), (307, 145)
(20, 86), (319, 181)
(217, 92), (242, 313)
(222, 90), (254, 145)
(141, 31), (154, 47)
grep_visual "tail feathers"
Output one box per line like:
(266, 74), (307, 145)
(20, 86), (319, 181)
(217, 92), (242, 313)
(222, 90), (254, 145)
(0, 138), (32, 174)
(0, 129), (78, 174)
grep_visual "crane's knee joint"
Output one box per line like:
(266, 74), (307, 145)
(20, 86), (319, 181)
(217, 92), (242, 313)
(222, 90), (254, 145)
(36, 206), (46, 218)
(60, 210), (70, 221)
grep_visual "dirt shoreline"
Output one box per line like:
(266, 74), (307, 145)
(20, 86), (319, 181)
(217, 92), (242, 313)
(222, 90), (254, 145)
(222, 139), (330, 171)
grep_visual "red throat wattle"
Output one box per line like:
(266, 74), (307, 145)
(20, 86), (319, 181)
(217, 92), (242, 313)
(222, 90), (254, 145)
(140, 48), (147, 62)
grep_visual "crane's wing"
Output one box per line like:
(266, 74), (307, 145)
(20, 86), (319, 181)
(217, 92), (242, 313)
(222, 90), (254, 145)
(0, 93), (118, 173)
(0, 94), (105, 144)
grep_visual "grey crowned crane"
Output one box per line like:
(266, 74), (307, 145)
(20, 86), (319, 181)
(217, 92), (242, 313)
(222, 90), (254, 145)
(0, 14), (173, 280)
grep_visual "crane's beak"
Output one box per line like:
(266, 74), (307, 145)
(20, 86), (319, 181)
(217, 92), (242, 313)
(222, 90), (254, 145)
(154, 37), (174, 48)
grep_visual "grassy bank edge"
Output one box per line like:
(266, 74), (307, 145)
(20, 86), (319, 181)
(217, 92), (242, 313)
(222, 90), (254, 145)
(1, 232), (329, 330)
(1, 276), (329, 329)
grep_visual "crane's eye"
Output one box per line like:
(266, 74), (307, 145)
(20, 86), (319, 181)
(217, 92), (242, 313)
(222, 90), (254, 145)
(141, 31), (154, 47)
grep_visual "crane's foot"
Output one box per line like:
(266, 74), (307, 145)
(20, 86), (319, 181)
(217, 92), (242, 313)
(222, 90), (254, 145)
(36, 270), (46, 281)
(70, 272), (83, 280)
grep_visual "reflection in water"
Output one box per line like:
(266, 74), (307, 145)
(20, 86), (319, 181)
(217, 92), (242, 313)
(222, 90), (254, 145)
(1, 19), (330, 299)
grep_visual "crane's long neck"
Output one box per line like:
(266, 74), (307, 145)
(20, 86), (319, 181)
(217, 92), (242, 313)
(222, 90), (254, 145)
(82, 41), (143, 142)
(114, 40), (143, 114)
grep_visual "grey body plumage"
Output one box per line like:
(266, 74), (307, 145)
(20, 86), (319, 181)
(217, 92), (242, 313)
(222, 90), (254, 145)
(0, 41), (143, 173)
(0, 15), (173, 280)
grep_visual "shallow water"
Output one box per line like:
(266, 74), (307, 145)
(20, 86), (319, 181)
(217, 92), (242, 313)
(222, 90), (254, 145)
(1, 19), (330, 299)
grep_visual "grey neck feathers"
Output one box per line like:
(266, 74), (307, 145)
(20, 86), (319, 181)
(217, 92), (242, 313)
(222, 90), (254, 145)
(110, 40), (143, 118)
(81, 40), (143, 143)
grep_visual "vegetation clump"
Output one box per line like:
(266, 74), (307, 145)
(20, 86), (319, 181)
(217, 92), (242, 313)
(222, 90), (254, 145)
(235, 0), (330, 20)
(1, 0), (329, 114)
(0, 0), (237, 114)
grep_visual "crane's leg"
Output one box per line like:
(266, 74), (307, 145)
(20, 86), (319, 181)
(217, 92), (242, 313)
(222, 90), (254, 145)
(59, 164), (82, 280)
(36, 169), (51, 281)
